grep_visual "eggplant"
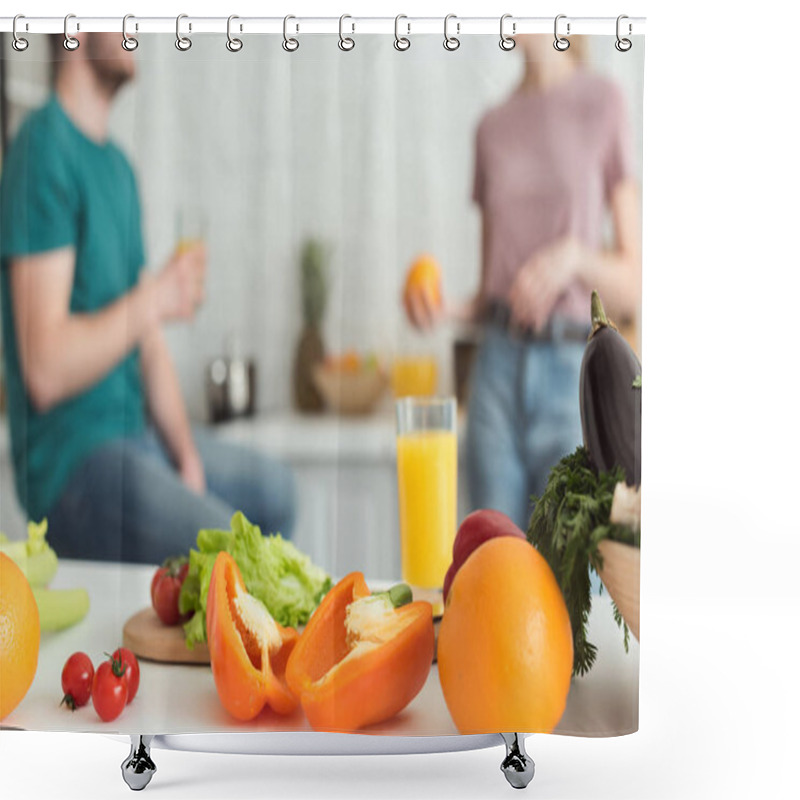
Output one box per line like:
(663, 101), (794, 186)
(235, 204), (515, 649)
(579, 291), (641, 486)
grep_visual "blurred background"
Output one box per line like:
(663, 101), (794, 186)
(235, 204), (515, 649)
(0, 34), (643, 577)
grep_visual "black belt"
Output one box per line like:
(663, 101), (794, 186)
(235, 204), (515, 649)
(482, 301), (591, 344)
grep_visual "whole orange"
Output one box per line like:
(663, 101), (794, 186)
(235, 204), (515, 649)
(404, 254), (442, 309)
(0, 552), (40, 720)
(437, 537), (573, 734)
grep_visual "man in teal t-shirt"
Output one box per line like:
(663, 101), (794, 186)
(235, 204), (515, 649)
(0, 34), (295, 562)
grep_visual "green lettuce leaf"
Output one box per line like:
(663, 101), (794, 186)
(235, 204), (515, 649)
(179, 511), (331, 648)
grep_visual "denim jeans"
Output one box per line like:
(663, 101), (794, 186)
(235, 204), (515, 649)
(46, 426), (296, 564)
(465, 324), (584, 533)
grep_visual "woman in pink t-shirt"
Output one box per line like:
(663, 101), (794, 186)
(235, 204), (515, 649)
(406, 35), (641, 530)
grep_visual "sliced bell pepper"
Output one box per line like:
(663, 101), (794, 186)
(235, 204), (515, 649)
(285, 572), (434, 731)
(206, 551), (299, 721)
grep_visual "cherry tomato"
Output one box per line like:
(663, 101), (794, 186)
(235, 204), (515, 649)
(60, 652), (94, 710)
(151, 556), (191, 626)
(92, 653), (129, 722)
(113, 647), (140, 704)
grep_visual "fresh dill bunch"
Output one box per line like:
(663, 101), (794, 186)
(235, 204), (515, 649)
(527, 446), (638, 677)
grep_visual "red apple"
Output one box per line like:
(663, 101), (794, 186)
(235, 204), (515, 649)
(443, 509), (526, 601)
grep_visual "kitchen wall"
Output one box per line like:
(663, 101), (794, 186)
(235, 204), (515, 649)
(109, 34), (644, 419)
(1, 34), (644, 421)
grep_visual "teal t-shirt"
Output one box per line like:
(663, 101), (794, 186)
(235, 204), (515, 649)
(0, 95), (146, 520)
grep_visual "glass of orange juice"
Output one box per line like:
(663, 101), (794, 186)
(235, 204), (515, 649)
(176, 207), (206, 254)
(391, 355), (438, 398)
(396, 396), (457, 590)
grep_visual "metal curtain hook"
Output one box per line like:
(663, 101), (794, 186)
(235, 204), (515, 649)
(12, 14), (29, 52)
(122, 14), (139, 51)
(63, 13), (80, 51)
(283, 15), (299, 52)
(339, 14), (355, 51)
(175, 14), (192, 51)
(615, 14), (632, 51)
(499, 14), (516, 51)
(394, 14), (410, 51)
(444, 14), (460, 51)
(553, 14), (570, 51)
(227, 15), (243, 52)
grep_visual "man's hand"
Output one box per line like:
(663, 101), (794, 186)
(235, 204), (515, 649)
(178, 448), (206, 495)
(508, 236), (585, 333)
(154, 243), (207, 322)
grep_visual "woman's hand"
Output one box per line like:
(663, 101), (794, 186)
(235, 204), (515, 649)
(179, 448), (206, 495)
(508, 236), (585, 332)
(403, 284), (444, 331)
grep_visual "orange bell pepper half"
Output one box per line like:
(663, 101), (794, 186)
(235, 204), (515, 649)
(285, 572), (434, 731)
(206, 551), (299, 721)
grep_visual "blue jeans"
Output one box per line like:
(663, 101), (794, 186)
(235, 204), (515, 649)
(465, 324), (584, 533)
(46, 427), (296, 564)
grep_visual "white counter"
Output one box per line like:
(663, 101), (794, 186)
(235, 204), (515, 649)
(212, 411), (402, 463)
(2, 559), (639, 737)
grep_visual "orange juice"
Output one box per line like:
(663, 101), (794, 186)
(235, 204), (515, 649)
(396, 430), (457, 588)
(391, 356), (438, 398)
(176, 238), (202, 255)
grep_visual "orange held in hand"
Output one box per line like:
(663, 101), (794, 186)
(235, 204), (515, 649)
(0, 553), (40, 721)
(286, 573), (434, 731)
(404, 254), (442, 310)
(437, 536), (573, 734)
(206, 551), (299, 721)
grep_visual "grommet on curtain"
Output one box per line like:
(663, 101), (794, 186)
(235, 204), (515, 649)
(175, 14), (192, 51)
(12, 15), (29, 52)
(394, 15), (411, 51)
(553, 14), (570, 51)
(227, 15), (243, 52)
(282, 15), (299, 52)
(339, 15), (355, 51)
(122, 14), (139, 52)
(63, 14), (80, 51)
(615, 15), (632, 51)
(443, 14), (460, 51)
(499, 14), (516, 51)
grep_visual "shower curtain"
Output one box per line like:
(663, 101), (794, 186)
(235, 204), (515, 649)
(0, 23), (643, 742)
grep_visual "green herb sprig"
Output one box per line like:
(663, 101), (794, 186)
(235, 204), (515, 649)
(527, 446), (639, 677)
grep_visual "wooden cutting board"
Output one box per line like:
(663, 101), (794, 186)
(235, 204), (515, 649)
(123, 608), (210, 665)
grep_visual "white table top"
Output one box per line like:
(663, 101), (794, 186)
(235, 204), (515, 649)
(214, 411), (468, 464)
(2, 560), (638, 737)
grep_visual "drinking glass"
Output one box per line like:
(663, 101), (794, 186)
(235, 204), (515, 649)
(396, 396), (457, 590)
(175, 206), (206, 254)
(391, 355), (438, 398)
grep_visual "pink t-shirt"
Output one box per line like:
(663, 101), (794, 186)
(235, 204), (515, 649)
(473, 68), (633, 323)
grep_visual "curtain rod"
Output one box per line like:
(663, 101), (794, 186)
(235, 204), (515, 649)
(1, 16), (646, 37)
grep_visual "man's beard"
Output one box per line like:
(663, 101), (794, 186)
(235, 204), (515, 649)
(88, 62), (131, 97)
(85, 38), (133, 98)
